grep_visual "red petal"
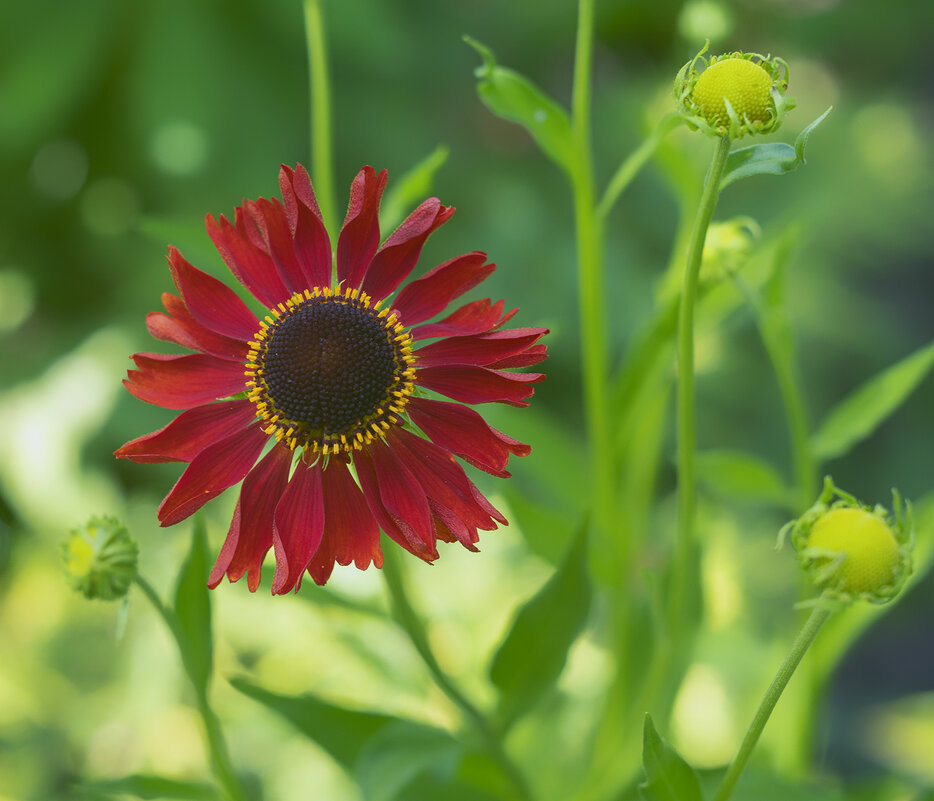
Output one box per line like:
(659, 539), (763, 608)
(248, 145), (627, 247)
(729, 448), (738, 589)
(271, 458), (324, 594)
(208, 444), (292, 591)
(393, 252), (493, 326)
(206, 210), (290, 308)
(355, 443), (437, 560)
(414, 365), (545, 407)
(124, 353), (246, 409)
(387, 428), (502, 534)
(336, 167), (387, 289)
(488, 343), (549, 369)
(168, 247), (259, 341)
(146, 293), (248, 361)
(407, 396), (530, 476)
(414, 328), (547, 368)
(411, 299), (508, 341)
(157, 423), (268, 526)
(361, 199), (455, 301)
(280, 164), (332, 288)
(242, 197), (310, 295)
(308, 458), (382, 585)
(115, 400), (257, 464)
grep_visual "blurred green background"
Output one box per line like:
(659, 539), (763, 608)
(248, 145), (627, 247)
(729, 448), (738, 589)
(1, 0), (932, 798)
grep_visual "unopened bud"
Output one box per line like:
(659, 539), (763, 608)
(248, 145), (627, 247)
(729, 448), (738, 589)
(62, 515), (138, 601)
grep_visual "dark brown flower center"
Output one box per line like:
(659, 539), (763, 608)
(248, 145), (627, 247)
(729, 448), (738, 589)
(245, 288), (415, 455)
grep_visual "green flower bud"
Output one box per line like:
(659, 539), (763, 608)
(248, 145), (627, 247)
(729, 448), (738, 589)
(784, 478), (913, 605)
(62, 515), (138, 601)
(674, 42), (794, 139)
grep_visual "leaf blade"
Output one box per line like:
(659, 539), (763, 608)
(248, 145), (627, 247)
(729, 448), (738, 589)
(811, 339), (934, 461)
(465, 36), (574, 174)
(639, 715), (703, 801)
(173, 517), (213, 695)
(489, 524), (590, 728)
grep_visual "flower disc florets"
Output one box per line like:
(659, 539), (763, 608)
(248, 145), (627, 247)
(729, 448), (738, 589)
(784, 477), (913, 605)
(62, 515), (139, 601)
(674, 42), (793, 139)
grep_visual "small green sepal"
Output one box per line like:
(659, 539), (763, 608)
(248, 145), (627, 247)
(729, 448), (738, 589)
(781, 477), (913, 606)
(674, 41), (794, 139)
(62, 515), (139, 601)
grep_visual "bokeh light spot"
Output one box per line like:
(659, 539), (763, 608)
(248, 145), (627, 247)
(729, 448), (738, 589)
(30, 139), (88, 201)
(79, 178), (141, 236)
(150, 120), (208, 175)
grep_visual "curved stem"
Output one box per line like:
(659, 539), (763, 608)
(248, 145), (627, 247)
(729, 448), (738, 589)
(712, 604), (833, 801)
(133, 576), (248, 801)
(381, 551), (533, 801)
(669, 133), (732, 638)
(303, 0), (337, 237)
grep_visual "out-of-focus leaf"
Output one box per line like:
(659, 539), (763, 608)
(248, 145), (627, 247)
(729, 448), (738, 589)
(355, 720), (460, 801)
(696, 449), (794, 508)
(464, 36), (574, 174)
(639, 715), (703, 801)
(700, 764), (846, 801)
(173, 518), (212, 695)
(489, 524), (590, 729)
(720, 107), (832, 190)
(811, 339), (934, 461)
(230, 678), (396, 769)
(80, 774), (219, 800)
(380, 145), (450, 232)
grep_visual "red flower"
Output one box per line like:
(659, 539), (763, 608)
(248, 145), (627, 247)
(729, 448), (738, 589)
(116, 165), (548, 593)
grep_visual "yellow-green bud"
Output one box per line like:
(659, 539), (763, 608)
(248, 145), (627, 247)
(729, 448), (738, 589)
(62, 515), (138, 601)
(786, 478), (912, 605)
(674, 43), (794, 139)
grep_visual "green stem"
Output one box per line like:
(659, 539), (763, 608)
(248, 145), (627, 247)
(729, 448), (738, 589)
(381, 551), (533, 801)
(303, 0), (337, 237)
(712, 604), (833, 801)
(134, 576), (248, 801)
(669, 133), (732, 636)
(571, 0), (615, 579)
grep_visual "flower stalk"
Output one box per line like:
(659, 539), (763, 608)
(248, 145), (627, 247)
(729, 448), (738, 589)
(381, 550), (534, 801)
(133, 576), (248, 801)
(712, 603), (833, 801)
(670, 133), (732, 636)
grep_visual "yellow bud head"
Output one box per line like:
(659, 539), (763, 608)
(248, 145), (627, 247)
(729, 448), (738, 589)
(674, 43), (793, 139)
(692, 58), (773, 128)
(786, 477), (913, 605)
(807, 507), (899, 595)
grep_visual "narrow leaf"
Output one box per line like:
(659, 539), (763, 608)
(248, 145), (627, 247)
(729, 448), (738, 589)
(230, 678), (396, 769)
(639, 715), (703, 801)
(464, 36), (574, 174)
(355, 720), (461, 801)
(696, 449), (794, 508)
(80, 775), (220, 800)
(811, 339), (934, 461)
(380, 145), (450, 233)
(489, 524), (590, 728)
(720, 106), (832, 190)
(173, 518), (213, 695)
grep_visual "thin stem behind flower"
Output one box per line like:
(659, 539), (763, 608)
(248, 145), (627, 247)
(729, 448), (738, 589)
(381, 550), (534, 801)
(303, 0), (337, 238)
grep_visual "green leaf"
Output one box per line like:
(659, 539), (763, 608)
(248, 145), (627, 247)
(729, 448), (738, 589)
(489, 524), (590, 729)
(80, 774), (220, 800)
(230, 678), (396, 769)
(639, 715), (703, 801)
(811, 339), (934, 461)
(173, 518), (213, 695)
(355, 720), (461, 801)
(380, 145), (450, 232)
(720, 106), (832, 190)
(464, 36), (574, 174)
(696, 449), (794, 508)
